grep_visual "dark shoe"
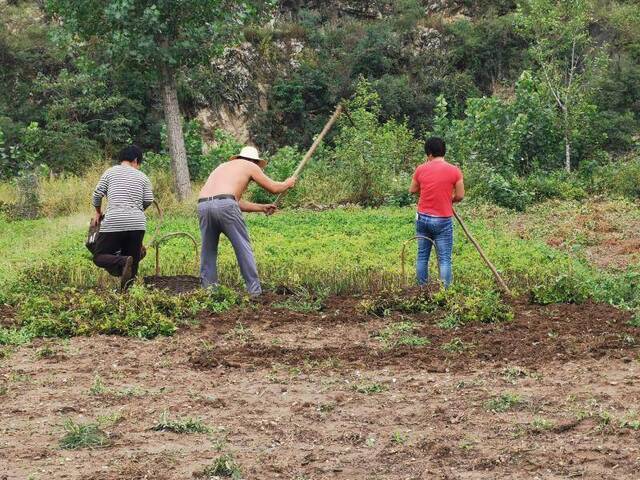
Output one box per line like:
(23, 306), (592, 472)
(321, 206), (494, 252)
(120, 256), (134, 291)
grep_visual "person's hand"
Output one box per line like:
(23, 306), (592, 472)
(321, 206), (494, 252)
(91, 212), (102, 227)
(285, 176), (297, 189)
(263, 204), (278, 216)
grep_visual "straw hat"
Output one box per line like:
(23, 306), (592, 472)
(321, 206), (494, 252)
(230, 146), (268, 168)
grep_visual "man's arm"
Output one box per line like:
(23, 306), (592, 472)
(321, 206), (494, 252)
(453, 178), (465, 203)
(250, 165), (296, 194)
(238, 199), (277, 215)
(142, 177), (154, 210)
(409, 176), (420, 194)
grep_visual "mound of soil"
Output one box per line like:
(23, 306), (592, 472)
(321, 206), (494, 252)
(143, 275), (201, 294)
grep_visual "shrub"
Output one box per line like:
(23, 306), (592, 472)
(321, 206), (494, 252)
(530, 273), (593, 305)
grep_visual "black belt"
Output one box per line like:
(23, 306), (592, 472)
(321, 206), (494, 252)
(198, 194), (236, 203)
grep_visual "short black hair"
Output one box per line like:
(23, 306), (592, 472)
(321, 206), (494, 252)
(425, 137), (446, 157)
(118, 145), (144, 164)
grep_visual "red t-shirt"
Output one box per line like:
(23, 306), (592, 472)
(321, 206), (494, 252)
(413, 159), (462, 217)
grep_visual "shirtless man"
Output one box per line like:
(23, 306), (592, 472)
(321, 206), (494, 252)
(197, 146), (296, 296)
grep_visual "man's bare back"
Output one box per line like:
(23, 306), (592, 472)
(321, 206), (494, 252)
(199, 159), (296, 213)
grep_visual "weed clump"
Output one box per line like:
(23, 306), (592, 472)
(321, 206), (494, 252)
(352, 382), (387, 395)
(374, 321), (429, 350)
(59, 419), (110, 449)
(359, 287), (444, 317)
(486, 393), (523, 412)
(273, 286), (328, 313)
(152, 411), (211, 434)
(195, 453), (242, 479)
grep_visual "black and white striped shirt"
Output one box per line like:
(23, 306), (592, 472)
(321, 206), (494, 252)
(92, 165), (154, 232)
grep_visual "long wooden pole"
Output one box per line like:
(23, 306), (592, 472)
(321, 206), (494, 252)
(453, 208), (513, 297)
(274, 103), (344, 206)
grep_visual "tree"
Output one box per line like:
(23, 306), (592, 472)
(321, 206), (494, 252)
(517, 0), (605, 172)
(47, 0), (272, 199)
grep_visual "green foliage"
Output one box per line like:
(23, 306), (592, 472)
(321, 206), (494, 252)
(10, 283), (238, 340)
(328, 80), (422, 206)
(152, 411), (211, 434)
(59, 419), (110, 449)
(530, 273), (593, 305)
(435, 71), (563, 175)
(516, 0), (608, 172)
(593, 155), (640, 199)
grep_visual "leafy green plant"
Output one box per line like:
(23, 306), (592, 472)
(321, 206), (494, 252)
(59, 419), (110, 449)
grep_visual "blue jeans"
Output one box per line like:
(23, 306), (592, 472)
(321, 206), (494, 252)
(416, 213), (454, 287)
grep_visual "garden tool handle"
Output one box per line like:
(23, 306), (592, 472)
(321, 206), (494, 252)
(452, 208), (512, 297)
(274, 103), (344, 206)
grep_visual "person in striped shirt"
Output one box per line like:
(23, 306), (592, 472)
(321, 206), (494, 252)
(91, 145), (154, 290)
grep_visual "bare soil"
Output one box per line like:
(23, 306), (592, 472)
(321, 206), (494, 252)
(1, 294), (639, 479)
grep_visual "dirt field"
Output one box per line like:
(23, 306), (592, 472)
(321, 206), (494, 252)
(1, 293), (639, 479)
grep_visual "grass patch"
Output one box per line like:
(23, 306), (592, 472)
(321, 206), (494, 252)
(486, 393), (523, 413)
(59, 419), (110, 449)
(152, 411), (211, 434)
(195, 454), (242, 479)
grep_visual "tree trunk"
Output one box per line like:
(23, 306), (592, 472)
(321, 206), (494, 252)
(160, 61), (191, 201)
(562, 107), (571, 173)
(564, 135), (571, 173)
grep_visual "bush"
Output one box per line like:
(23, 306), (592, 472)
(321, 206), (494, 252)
(592, 155), (640, 199)
(530, 273), (593, 305)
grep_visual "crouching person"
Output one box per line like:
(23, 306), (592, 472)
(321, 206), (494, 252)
(92, 145), (154, 290)
(198, 146), (296, 297)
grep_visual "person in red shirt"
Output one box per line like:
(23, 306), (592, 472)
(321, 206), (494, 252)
(409, 137), (465, 287)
